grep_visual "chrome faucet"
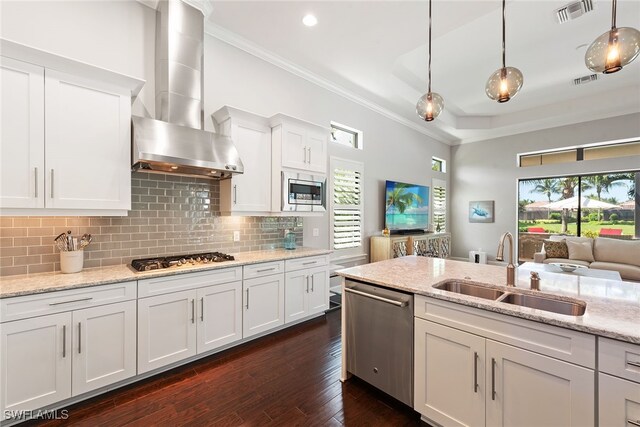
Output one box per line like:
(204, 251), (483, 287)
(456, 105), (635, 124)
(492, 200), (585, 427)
(496, 232), (515, 286)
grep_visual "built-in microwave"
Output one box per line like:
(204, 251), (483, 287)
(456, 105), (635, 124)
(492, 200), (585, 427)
(282, 172), (326, 212)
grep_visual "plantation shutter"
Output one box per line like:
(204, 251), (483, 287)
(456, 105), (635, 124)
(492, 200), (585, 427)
(333, 161), (363, 250)
(432, 179), (446, 232)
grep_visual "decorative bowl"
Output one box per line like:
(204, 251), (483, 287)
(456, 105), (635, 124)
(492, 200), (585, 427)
(558, 264), (578, 272)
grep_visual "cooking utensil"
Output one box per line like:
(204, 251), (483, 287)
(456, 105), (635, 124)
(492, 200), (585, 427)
(79, 234), (92, 249)
(54, 232), (68, 251)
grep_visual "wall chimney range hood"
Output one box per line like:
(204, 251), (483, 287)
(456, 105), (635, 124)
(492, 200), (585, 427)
(132, 0), (243, 179)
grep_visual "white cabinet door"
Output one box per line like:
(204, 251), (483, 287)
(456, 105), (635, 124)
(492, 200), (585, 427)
(0, 57), (45, 209)
(71, 301), (136, 396)
(243, 274), (285, 338)
(44, 69), (130, 210)
(306, 129), (327, 173)
(284, 270), (308, 323)
(414, 319), (485, 427)
(281, 123), (308, 171)
(599, 373), (640, 427)
(486, 340), (594, 427)
(307, 266), (329, 315)
(227, 122), (271, 212)
(0, 313), (71, 417)
(196, 281), (243, 353)
(137, 290), (197, 374)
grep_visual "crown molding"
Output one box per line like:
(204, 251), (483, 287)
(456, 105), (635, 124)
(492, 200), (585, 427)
(204, 23), (456, 146)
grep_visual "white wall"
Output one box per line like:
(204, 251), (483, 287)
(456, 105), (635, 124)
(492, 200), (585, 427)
(0, 0), (451, 259)
(450, 113), (640, 261)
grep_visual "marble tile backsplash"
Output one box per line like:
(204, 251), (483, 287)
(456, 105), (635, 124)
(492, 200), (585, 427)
(0, 172), (303, 276)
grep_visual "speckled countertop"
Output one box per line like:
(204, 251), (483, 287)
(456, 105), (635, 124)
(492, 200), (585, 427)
(337, 256), (640, 344)
(0, 248), (331, 298)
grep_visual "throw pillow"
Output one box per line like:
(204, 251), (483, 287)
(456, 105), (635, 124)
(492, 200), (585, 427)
(566, 239), (595, 262)
(543, 239), (568, 259)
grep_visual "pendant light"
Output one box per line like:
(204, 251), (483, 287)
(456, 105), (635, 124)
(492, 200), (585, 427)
(585, 0), (640, 74)
(416, 0), (444, 122)
(485, 0), (523, 103)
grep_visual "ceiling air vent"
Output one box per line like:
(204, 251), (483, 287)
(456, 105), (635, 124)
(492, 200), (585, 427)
(573, 74), (599, 85)
(556, 0), (594, 24)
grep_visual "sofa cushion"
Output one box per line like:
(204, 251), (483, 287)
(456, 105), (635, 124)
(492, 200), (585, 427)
(542, 258), (591, 267)
(567, 239), (595, 262)
(543, 240), (568, 259)
(593, 237), (640, 268)
(548, 235), (591, 244)
(590, 261), (640, 281)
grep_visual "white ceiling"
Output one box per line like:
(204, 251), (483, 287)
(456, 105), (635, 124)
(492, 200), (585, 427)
(201, 0), (640, 144)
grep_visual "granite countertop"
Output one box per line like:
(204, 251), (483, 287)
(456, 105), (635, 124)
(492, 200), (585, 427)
(0, 247), (332, 298)
(337, 256), (640, 344)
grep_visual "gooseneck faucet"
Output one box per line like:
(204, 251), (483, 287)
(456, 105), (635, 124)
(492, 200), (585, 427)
(496, 232), (515, 286)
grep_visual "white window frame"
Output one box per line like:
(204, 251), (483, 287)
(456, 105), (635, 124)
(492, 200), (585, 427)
(432, 156), (447, 173)
(432, 178), (447, 233)
(330, 121), (363, 150)
(330, 157), (364, 255)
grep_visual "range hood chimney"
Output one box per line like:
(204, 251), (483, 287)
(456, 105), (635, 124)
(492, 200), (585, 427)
(132, 0), (243, 179)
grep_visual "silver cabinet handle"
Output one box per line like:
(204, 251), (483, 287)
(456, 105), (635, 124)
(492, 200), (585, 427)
(344, 287), (408, 307)
(78, 322), (82, 354)
(49, 297), (93, 306)
(34, 167), (38, 198)
(50, 169), (54, 198)
(245, 288), (250, 309)
(307, 147), (311, 164)
(627, 360), (640, 368)
(257, 267), (276, 273)
(233, 184), (237, 205)
(305, 275), (309, 293)
(491, 358), (497, 400)
(627, 420), (640, 427)
(200, 297), (204, 322)
(191, 299), (195, 324)
(473, 352), (479, 393)
(62, 325), (66, 358)
(302, 261), (316, 266)
(311, 275), (314, 292)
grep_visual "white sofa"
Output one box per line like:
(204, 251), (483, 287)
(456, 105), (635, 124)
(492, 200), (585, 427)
(534, 236), (640, 282)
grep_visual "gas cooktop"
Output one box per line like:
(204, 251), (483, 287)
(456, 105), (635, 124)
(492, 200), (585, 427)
(130, 252), (235, 272)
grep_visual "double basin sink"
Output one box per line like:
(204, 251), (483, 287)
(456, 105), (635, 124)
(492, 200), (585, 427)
(434, 280), (586, 316)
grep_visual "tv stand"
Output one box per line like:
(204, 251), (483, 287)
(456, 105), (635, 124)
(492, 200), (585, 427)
(370, 232), (451, 262)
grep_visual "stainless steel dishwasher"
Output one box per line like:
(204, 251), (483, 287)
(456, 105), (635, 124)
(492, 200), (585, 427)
(344, 279), (413, 406)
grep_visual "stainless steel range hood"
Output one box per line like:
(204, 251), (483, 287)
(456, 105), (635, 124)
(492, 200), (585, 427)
(132, 0), (243, 179)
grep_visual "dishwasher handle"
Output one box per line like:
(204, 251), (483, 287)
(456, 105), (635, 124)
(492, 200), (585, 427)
(344, 287), (408, 307)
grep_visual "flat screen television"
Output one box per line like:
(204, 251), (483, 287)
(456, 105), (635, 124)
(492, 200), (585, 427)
(384, 180), (430, 234)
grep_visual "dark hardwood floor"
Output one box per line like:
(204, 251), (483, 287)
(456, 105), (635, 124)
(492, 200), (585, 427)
(28, 309), (422, 426)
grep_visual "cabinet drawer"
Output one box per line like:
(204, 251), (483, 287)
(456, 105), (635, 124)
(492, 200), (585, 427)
(599, 337), (640, 383)
(243, 261), (285, 279)
(1, 281), (136, 323)
(415, 296), (596, 368)
(138, 267), (242, 298)
(285, 255), (329, 272)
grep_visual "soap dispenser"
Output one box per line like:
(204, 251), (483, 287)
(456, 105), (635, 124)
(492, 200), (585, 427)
(284, 229), (296, 250)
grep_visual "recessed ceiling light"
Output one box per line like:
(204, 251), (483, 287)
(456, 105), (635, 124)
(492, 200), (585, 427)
(302, 14), (317, 27)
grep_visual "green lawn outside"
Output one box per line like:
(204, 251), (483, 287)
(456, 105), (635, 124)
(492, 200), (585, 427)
(519, 221), (635, 236)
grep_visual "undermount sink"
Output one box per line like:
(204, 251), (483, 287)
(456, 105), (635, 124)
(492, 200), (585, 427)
(434, 280), (505, 300)
(497, 293), (586, 316)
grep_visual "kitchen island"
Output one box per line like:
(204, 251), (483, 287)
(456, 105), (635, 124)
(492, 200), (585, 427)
(337, 256), (640, 427)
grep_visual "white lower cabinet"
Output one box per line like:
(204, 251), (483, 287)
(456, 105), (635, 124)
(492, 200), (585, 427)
(243, 274), (285, 338)
(415, 318), (594, 427)
(196, 281), (243, 353)
(599, 373), (640, 427)
(284, 266), (329, 323)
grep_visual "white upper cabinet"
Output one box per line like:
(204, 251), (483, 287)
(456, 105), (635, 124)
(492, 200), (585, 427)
(0, 41), (144, 215)
(0, 57), (45, 209)
(271, 114), (328, 174)
(213, 107), (272, 214)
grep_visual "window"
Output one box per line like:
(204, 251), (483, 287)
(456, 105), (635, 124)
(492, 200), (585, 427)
(519, 139), (640, 167)
(331, 158), (364, 250)
(432, 179), (447, 232)
(331, 122), (363, 150)
(432, 157), (446, 172)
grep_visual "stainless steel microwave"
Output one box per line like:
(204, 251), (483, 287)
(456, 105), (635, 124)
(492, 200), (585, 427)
(282, 172), (326, 212)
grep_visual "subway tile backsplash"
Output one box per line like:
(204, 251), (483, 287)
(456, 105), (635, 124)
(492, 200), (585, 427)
(0, 172), (303, 276)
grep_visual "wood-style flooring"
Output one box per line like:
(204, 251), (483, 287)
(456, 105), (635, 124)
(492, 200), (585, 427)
(26, 309), (423, 426)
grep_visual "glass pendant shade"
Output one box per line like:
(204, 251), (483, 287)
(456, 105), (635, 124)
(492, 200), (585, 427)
(585, 27), (640, 73)
(485, 66), (523, 103)
(416, 92), (444, 122)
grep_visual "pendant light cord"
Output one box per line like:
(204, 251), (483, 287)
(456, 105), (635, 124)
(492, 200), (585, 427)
(428, 0), (432, 94)
(502, 0), (506, 68)
(611, 0), (617, 29)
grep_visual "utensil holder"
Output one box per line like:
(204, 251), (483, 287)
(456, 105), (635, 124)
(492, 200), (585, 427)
(60, 250), (84, 274)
